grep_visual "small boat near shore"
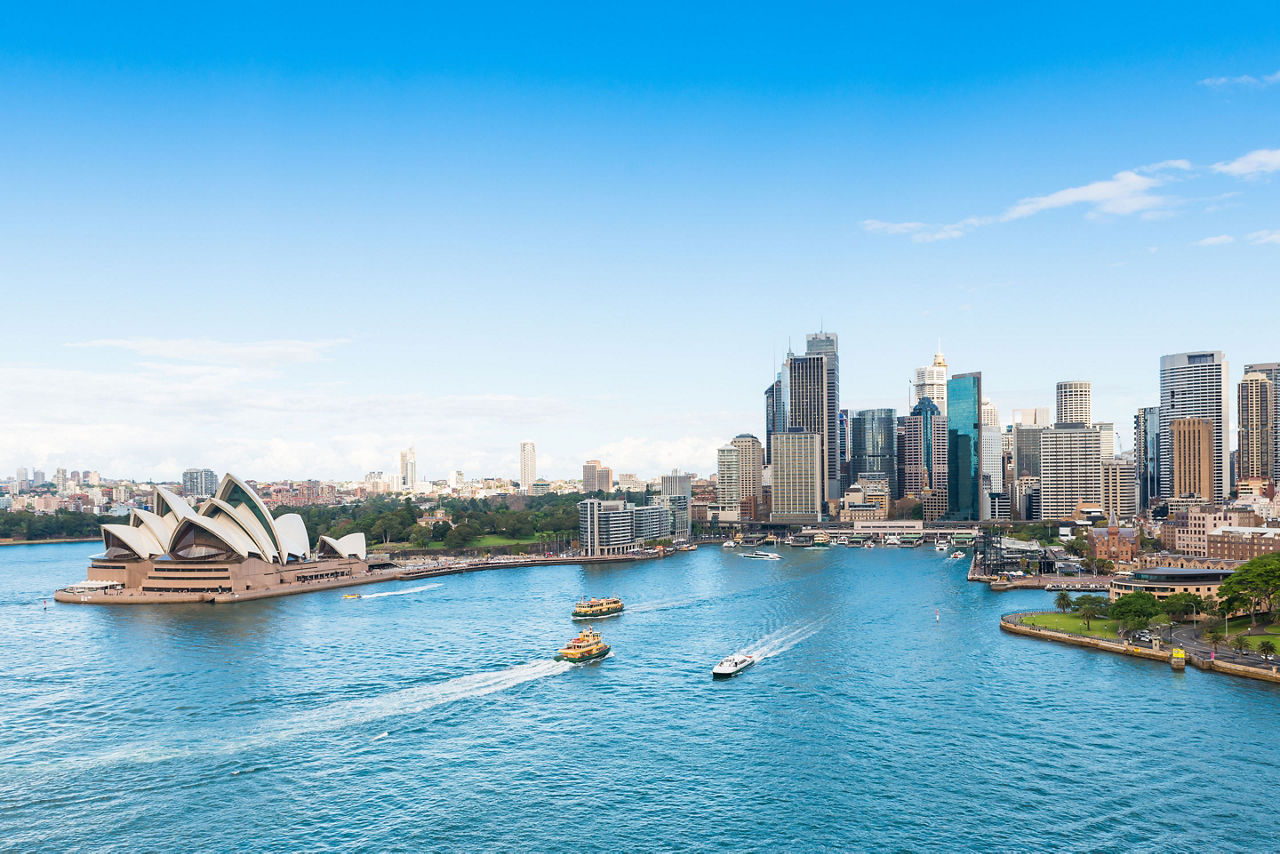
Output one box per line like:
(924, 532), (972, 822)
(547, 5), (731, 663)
(740, 551), (781, 561)
(712, 653), (756, 679)
(572, 596), (624, 619)
(722, 540), (738, 549)
(555, 627), (611, 663)
(935, 542), (948, 552)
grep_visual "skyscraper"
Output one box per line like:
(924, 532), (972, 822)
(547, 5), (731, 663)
(1159, 351), (1229, 501)
(1244, 362), (1280, 481)
(764, 372), (787, 466)
(731, 434), (764, 504)
(804, 332), (841, 504)
(582, 460), (600, 493)
(1055, 381), (1092, 424)
(1239, 371), (1276, 484)
(769, 430), (822, 523)
(914, 349), (948, 416)
(399, 447), (417, 491)
(716, 444), (740, 507)
(1134, 406), (1161, 510)
(1101, 458), (1138, 520)
(902, 398), (948, 521)
(519, 441), (537, 490)
(946, 372), (982, 520)
(1171, 417), (1215, 499)
(660, 469), (692, 499)
(849, 408), (898, 498)
(1039, 425), (1102, 519)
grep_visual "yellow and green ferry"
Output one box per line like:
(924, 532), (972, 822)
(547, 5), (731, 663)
(572, 595), (624, 619)
(555, 627), (611, 663)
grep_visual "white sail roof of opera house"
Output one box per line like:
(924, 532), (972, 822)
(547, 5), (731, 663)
(102, 473), (346, 563)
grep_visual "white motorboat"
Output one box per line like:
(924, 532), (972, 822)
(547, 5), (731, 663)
(884, 535), (901, 547)
(712, 653), (756, 679)
(834, 536), (849, 546)
(722, 540), (738, 548)
(863, 541), (874, 549)
(934, 542), (948, 552)
(740, 550), (782, 561)
(949, 551), (965, 560)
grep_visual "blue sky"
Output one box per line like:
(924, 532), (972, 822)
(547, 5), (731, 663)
(2, 3), (1278, 481)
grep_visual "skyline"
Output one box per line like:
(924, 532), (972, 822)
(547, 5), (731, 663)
(2, 5), (1278, 480)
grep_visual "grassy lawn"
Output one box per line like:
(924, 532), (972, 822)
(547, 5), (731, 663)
(1021, 612), (1123, 640)
(419, 534), (545, 550)
(1238, 634), (1280, 652)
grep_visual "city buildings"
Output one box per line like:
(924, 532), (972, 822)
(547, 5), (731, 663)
(519, 441), (537, 490)
(399, 447), (416, 491)
(1134, 406), (1161, 511)
(914, 349), (948, 416)
(181, 468), (218, 499)
(1100, 458), (1138, 520)
(946, 372), (982, 520)
(1170, 417), (1215, 500)
(1244, 362), (1280, 481)
(849, 409), (898, 498)
(582, 460), (613, 493)
(716, 445), (740, 507)
(1055, 381), (1092, 424)
(577, 498), (673, 556)
(1039, 424), (1102, 520)
(1238, 372), (1275, 485)
(901, 398), (948, 521)
(769, 430), (822, 523)
(1159, 351), (1230, 501)
(763, 372), (786, 466)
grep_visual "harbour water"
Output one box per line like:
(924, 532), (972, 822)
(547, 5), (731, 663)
(3, 541), (1278, 851)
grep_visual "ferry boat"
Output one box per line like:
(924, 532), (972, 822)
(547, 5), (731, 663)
(740, 550), (782, 561)
(676, 543), (698, 552)
(572, 596), (624, 619)
(763, 534), (779, 545)
(555, 627), (611, 663)
(712, 653), (756, 679)
(810, 533), (831, 548)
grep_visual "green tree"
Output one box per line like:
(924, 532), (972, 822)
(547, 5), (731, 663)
(1258, 639), (1276, 659)
(1204, 627), (1225, 656)
(1229, 635), (1249, 656)
(1219, 554), (1280, 626)
(1109, 591), (1163, 625)
(1076, 601), (1102, 631)
(1054, 591), (1074, 613)
(1161, 592), (1205, 622)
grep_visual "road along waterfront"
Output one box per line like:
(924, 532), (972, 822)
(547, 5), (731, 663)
(4, 541), (1280, 851)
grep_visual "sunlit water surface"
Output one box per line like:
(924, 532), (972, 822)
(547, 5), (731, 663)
(2, 542), (1276, 851)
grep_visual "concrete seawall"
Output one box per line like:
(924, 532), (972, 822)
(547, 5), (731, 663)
(1002, 612), (1280, 686)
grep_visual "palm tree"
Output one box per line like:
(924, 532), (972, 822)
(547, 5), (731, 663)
(1055, 591), (1073, 613)
(1258, 639), (1276, 660)
(1077, 602), (1101, 631)
(1230, 635), (1249, 657)
(1204, 627), (1225, 657)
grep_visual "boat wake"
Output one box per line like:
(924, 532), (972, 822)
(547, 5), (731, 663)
(742, 618), (827, 662)
(358, 583), (443, 599)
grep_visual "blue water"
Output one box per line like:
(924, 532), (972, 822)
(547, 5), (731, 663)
(1, 542), (1277, 851)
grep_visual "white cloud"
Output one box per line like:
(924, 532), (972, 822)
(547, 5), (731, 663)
(1246, 229), (1280, 245)
(1195, 234), (1235, 246)
(1212, 148), (1280, 177)
(860, 219), (926, 235)
(1199, 70), (1280, 88)
(71, 337), (351, 366)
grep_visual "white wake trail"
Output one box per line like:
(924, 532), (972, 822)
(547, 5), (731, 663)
(742, 618), (827, 661)
(358, 583), (443, 599)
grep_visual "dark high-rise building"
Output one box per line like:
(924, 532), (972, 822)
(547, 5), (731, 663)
(1159, 351), (1229, 501)
(1134, 406), (1161, 511)
(804, 332), (841, 504)
(1011, 424), (1044, 480)
(785, 351), (832, 506)
(902, 398), (948, 520)
(850, 408), (898, 498)
(946, 372), (983, 520)
(764, 373), (786, 466)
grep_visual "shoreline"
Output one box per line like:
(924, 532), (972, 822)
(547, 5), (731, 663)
(0, 537), (100, 547)
(1001, 612), (1280, 686)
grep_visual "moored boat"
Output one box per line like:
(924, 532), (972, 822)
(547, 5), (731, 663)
(712, 653), (756, 679)
(572, 595), (624, 619)
(811, 533), (831, 548)
(934, 541), (948, 552)
(555, 627), (611, 663)
(722, 540), (738, 549)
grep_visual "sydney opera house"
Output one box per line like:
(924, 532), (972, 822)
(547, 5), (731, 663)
(56, 474), (387, 604)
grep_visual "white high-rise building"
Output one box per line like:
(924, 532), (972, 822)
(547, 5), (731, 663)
(1012, 408), (1052, 427)
(731, 434), (764, 502)
(1056, 381), (1092, 425)
(399, 447), (417, 491)
(716, 445), (740, 506)
(914, 349), (949, 416)
(182, 468), (218, 499)
(1039, 425), (1102, 520)
(519, 441), (537, 491)
(980, 399), (1000, 428)
(1159, 351), (1230, 501)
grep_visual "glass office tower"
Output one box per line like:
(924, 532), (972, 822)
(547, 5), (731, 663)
(850, 408), (898, 498)
(946, 372), (983, 520)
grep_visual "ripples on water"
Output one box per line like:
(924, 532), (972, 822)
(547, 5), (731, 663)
(1, 541), (1278, 851)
